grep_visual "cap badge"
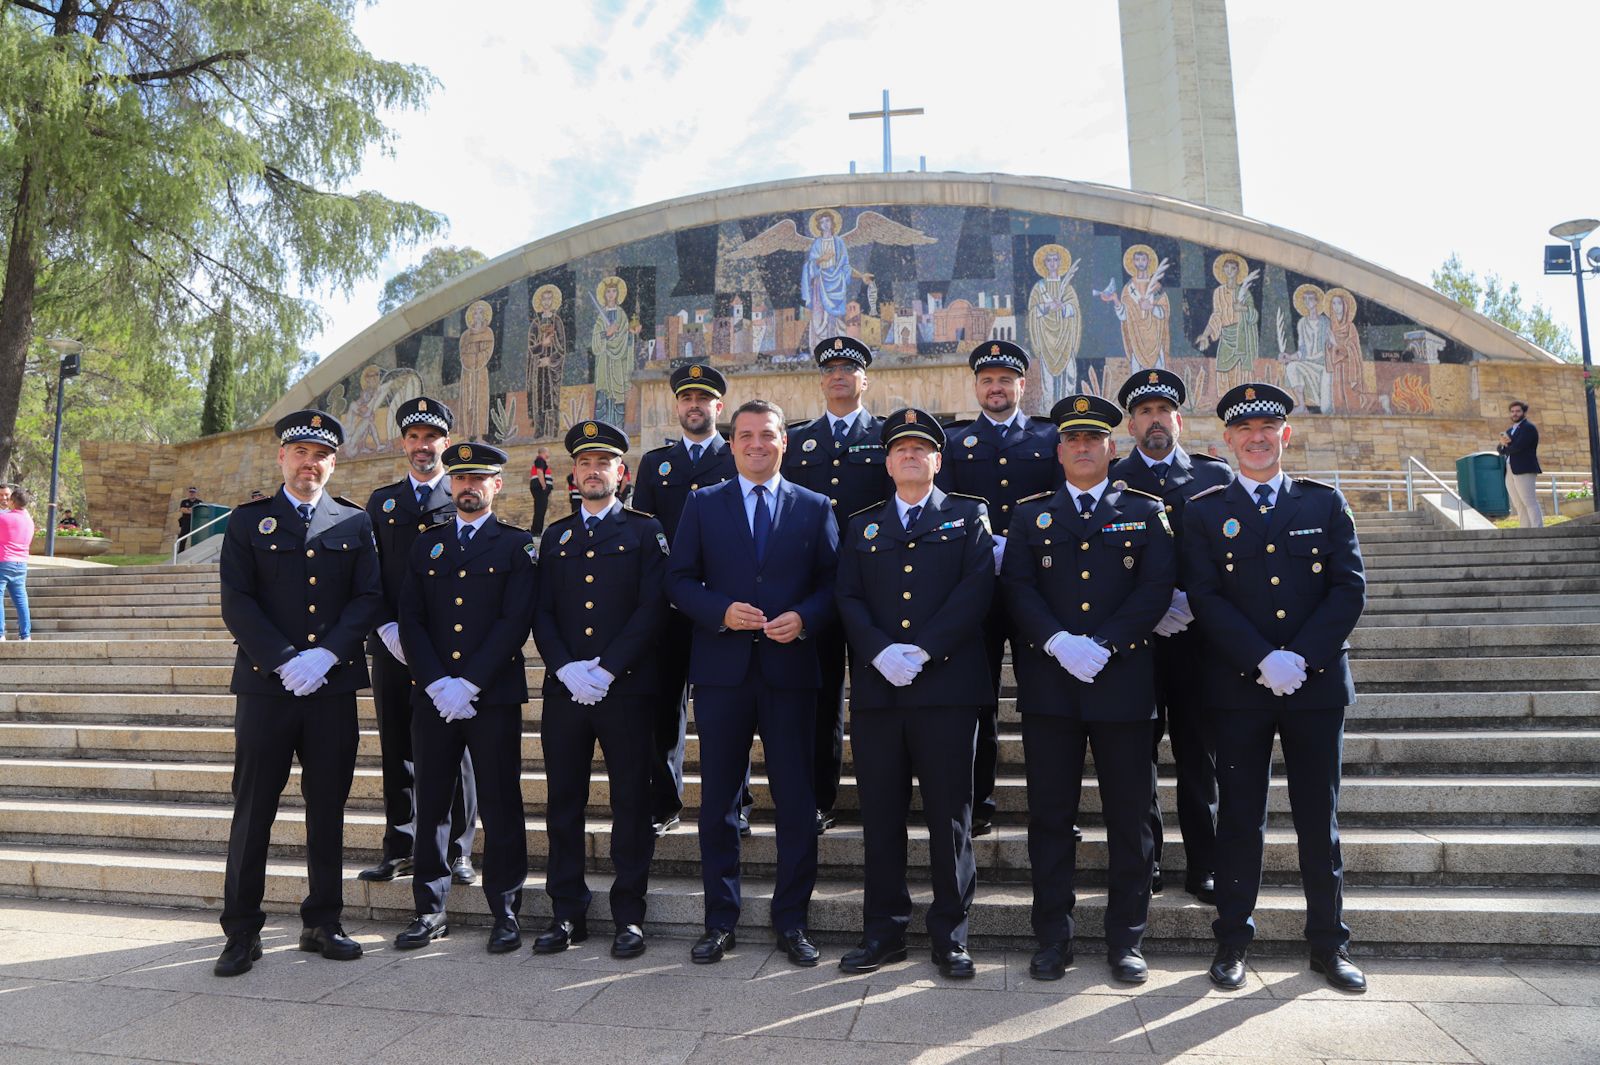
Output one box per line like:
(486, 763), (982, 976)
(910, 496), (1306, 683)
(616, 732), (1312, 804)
(689, 365), (702, 378)
(310, 415), (322, 428)
(905, 410), (918, 424)
(991, 343), (1000, 355)
(457, 445), (471, 460)
(1074, 397), (1090, 414)
(1244, 387), (1257, 400)
(257, 517), (277, 534)
(429, 541), (444, 559)
(418, 400), (428, 411)
(863, 522), (879, 540)
(1037, 512), (1053, 529)
(382, 498), (396, 513)
(1148, 372), (1159, 383)
(1223, 517), (1241, 538)
(834, 338), (843, 350)
(583, 422), (598, 438)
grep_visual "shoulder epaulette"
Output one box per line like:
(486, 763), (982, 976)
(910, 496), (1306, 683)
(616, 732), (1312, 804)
(331, 495), (360, 509)
(787, 417), (818, 430)
(623, 505), (655, 519)
(235, 495), (271, 508)
(1295, 476), (1336, 490)
(849, 499), (886, 520)
(1015, 490), (1052, 505)
(1190, 484), (1227, 500)
(942, 418), (974, 431)
(1027, 414), (1057, 427)
(644, 439), (678, 452)
(1192, 451), (1229, 464)
(1117, 486), (1163, 503)
(546, 512), (579, 529)
(424, 519), (453, 532)
(946, 491), (988, 505)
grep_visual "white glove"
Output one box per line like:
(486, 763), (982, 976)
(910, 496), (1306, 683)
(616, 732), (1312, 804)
(872, 644), (926, 687)
(1154, 589), (1194, 637)
(557, 660), (606, 705)
(378, 621), (406, 665)
(1257, 650), (1307, 696)
(277, 647), (337, 696)
(586, 662), (615, 700)
(432, 677), (477, 721)
(991, 533), (1007, 576)
(1045, 632), (1111, 683)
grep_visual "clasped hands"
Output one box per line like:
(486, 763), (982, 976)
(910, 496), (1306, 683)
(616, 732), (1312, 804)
(275, 647), (338, 697)
(722, 602), (804, 643)
(555, 658), (615, 706)
(426, 676), (482, 721)
(1045, 632), (1110, 683)
(872, 643), (930, 687)
(1257, 649), (1307, 696)
(1153, 589), (1193, 637)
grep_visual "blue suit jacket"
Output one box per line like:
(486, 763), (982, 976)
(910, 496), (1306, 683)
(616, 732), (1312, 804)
(667, 476), (839, 689)
(1498, 419), (1542, 475)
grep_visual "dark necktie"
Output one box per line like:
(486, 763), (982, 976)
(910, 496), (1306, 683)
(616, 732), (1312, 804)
(584, 514), (599, 533)
(1077, 493), (1095, 519)
(296, 503), (312, 525)
(1150, 462), (1170, 485)
(689, 443), (703, 464)
(904, 504), (922, 532)
(751, 484), (772, 564)
(416, 483), (430, 508)
(1254, 483), (1274, 513)
(459, 523), (474, 547)
(833, 418), (850, 446)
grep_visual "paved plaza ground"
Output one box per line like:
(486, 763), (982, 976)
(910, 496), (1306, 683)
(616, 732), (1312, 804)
(0, 899), (1594, 1064)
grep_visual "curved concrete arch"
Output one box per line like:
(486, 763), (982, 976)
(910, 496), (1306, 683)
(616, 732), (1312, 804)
(265, 170), (1555, 427)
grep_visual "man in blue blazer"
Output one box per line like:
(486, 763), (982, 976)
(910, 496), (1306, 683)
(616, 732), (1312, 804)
(667, 398), (840, 967)
(1497, 399), (1543, 527)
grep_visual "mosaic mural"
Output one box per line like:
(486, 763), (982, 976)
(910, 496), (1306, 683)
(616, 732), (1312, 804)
(315, 205), (1486, 456)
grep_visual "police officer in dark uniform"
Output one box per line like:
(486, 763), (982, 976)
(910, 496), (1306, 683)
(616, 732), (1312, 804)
(1182, 383), (1368, 993)
(361, 397), (478, 886)
(632, 363), (736, 834)
(214, 409), (382, 977)
(835, 409), (995, 980)
(1002, 394), (1175, 985)
(782, 336), (891, 834)
(393, 443), (536, 955)
(532, 419), (668, 959)
(1110, 369), (1232, 903)
(937, 340), (1063, 834)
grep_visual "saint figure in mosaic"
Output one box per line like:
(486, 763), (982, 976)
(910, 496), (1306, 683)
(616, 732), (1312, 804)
(526, 283), (568, 440)
(590, 275), (632, 424)
(1282, 283), (1333, 413)
(457, 300), (496, 440)
(1097, 244), (1170, 372)
(1026, 243), (1082, 408)
(1194, 252), (1261, 393)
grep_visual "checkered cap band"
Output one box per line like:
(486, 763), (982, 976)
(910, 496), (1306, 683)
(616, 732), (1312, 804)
(973, 352), (1027, 374)
(1223, 398), (1289, 424)
(281, 426), (339, 448)
(1123, 382), (1181, 407)
(398, 410), (450, 432)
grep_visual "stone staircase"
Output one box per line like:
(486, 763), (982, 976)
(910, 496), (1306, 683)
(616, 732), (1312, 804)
(1, 511), (1597, 959)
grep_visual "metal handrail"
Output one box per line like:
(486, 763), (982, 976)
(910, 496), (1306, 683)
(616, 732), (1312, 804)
(1403, 456), (1470, 524)
(172, 509), (232, 563)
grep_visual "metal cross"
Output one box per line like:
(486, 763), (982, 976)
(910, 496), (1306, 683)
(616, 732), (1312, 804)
(848, 89), (924, 173)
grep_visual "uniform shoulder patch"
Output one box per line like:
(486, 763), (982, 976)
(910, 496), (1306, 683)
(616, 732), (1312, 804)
(1014, 490), (1052, 505)
(655, 530), (670, 555)
(622, 505), (655, 519)
(524, 540), (539, 562)
(1189, 484), (1227, 501)
(849, 500), (887, 520)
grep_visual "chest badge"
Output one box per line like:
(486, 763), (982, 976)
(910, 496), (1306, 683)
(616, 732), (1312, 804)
(963, 434), (978, 448)
(1041, 556), (1052, 569)
(1124, 556), (1135, 569)
(1036, 512), (1053, 530)
(802, 438), (818, 452)
(559, 529), (573, 545)
(429, 541), (444, 559)
(863, 522), (880, 540)
(658, 460), (671, 476)
(382, 498), (396, 513)
(1223, 517), (1241, 539)
(257, 517), (277, 534)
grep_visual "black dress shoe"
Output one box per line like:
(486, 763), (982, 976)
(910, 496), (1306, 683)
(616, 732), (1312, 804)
(815, 810), (835, 835)
(357, 855), (413, 882)
(653, 815), (680, 837)
(533, 918), (587, 954)
(299, 924), (362, 961)
(612, 924), (646, 959)
(776, 928), (820, 967)
(1185, 874), (1216, 904)
(1108, 947), (1148, 984)
(1030, 940), (1072, 981)
(1208, 944), (1249, 990)
(692, 929), (735, 964)
(487, 916), (521, 954)
(737, 813), (751, 838)
(838, 938), (907, 973)
(395, 912), (449, 950)
(1150, 862), (1164, 895)
(933, 945), (976, 979)
(971, 817), (993, 837)
(450, 856), (476, 885)
(213, 932), (261, 977)
(1310, 946), (1367, 992)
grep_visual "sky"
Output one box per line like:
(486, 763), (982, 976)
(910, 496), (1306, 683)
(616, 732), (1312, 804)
(307, 0), (1600, 359)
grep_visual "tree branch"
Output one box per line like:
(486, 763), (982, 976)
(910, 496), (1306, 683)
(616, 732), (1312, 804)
(8, 1), (59, 19)
(124, 48), (248, 86)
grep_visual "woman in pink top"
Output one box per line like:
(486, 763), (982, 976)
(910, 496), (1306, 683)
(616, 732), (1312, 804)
(0, 483), (34, 640)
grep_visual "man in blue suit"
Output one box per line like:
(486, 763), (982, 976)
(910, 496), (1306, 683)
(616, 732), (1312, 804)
(1497, 399), (1543, 528)
(667, 398), (840, 967)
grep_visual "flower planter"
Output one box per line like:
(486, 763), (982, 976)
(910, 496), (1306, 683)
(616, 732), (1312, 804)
(40, 536), (113, 558)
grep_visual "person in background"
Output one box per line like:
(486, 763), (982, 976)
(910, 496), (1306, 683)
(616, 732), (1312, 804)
(528, 447), (554, 534)
(1498, 400), (1543, 528)
(0, 483), (33, 641)
(178, 486), (203, 544)
(57, 508), (81, 530)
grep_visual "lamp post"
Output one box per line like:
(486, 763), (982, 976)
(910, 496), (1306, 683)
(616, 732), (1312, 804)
(42, 337), (83, 557)
(1549, 220), (1600, 512)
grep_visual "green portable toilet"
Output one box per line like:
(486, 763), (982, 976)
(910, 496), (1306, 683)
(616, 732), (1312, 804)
(1455, 451), (1510, 518)
(189, 502), (231, 546)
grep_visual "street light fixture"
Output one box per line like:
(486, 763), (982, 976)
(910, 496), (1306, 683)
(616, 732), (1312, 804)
(42, 337), (83, 557)
(1547, 220), (1600, 512)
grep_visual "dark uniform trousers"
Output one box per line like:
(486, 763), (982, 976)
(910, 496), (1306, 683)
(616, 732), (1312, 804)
(217, 489), (381, 938)
(835, 489), (995, 950)
(221, 692), (358, 936)
(399, 512), (537, 922)
(1181, 475), (1365, 953)
(1111, 447), (1231, 884)
(411, 700), (526, 919)
(1002, 484), (1176, 950)
(782, 413), (890, 815)
(366, 476), (477, 867)
(938, 414), (1063, 824)
(634, 437), (737, 823)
